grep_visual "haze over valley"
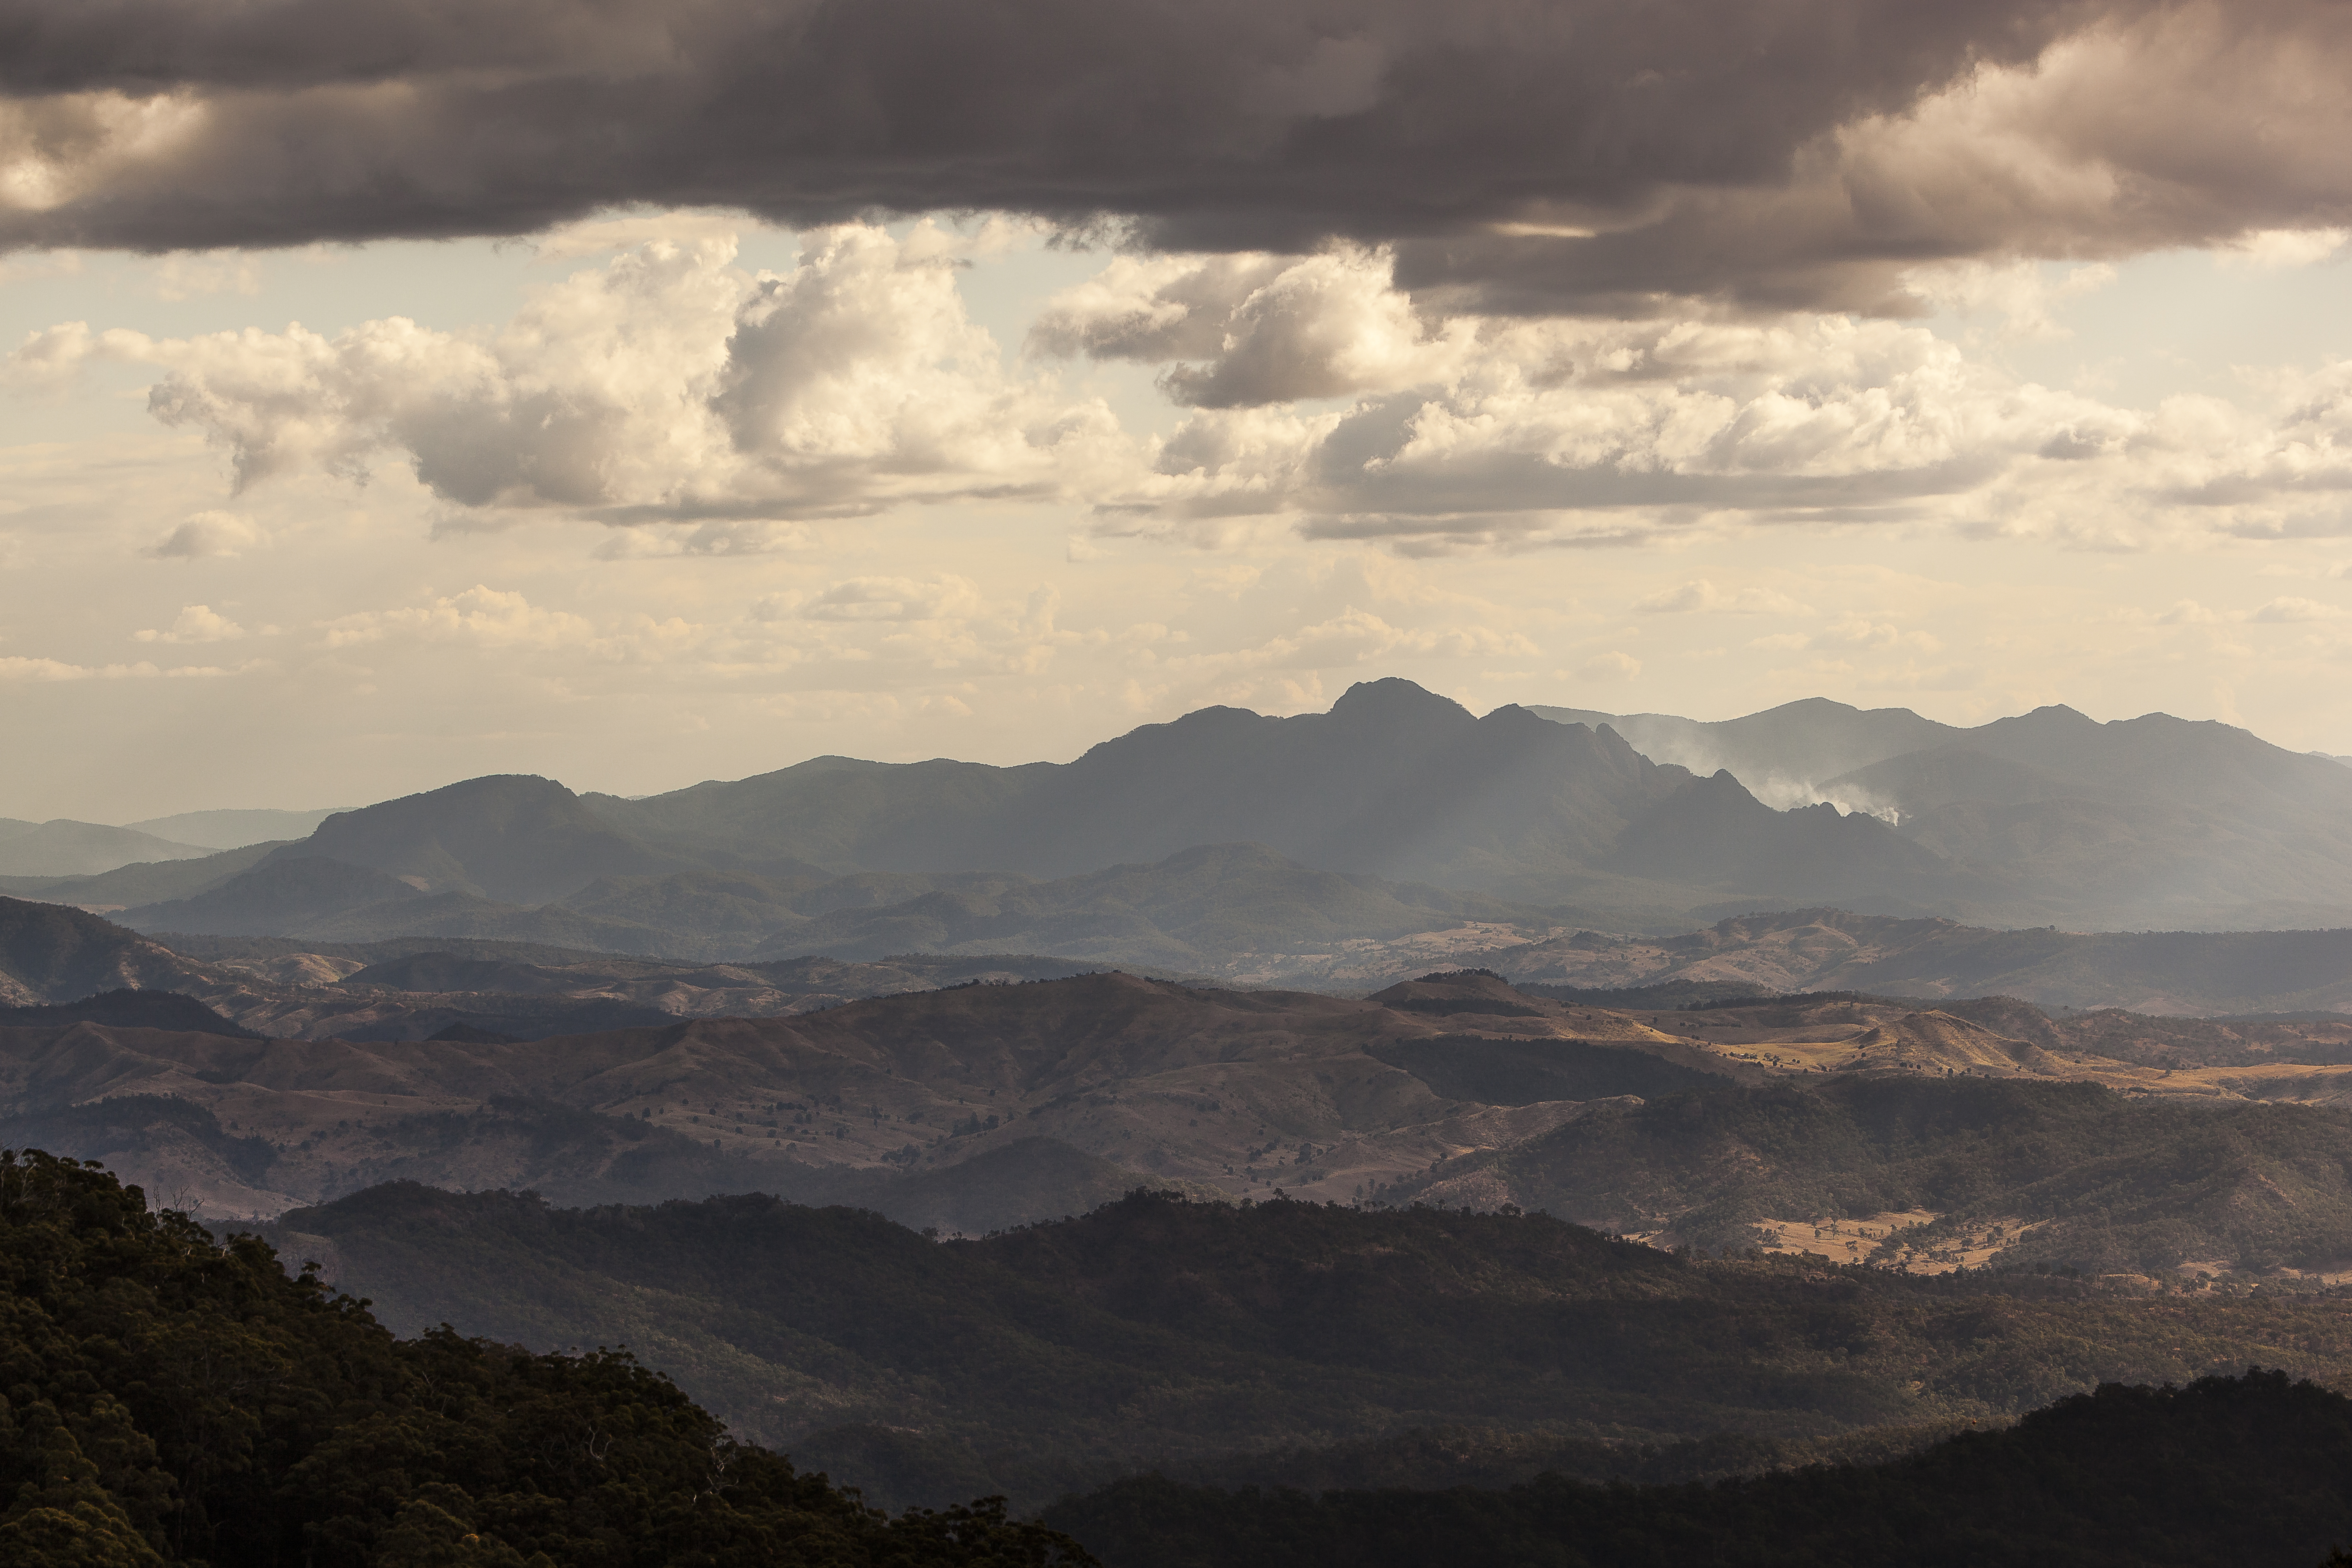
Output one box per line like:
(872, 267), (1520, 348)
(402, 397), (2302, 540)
(17, 683), (2352, 988)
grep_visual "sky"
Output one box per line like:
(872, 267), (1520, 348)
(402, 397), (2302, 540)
(4, 0), (2352, 823)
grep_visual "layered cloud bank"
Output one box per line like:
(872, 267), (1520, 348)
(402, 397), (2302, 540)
(5, 0), (2352, 812)
(3, 0), (2351, 311)
(13, 226), (1128, 541)
(15, 227), (2348, 553)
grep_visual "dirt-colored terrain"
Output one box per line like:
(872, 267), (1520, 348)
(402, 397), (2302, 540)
(16, 896), (2352, 1287)
(0, 970), (1706, 1219)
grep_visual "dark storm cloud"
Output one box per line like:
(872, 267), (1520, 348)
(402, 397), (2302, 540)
(2, 0), (2346, 309)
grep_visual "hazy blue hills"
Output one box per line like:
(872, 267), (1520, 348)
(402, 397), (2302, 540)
(1542, 698), (2352, 928)
(120, 804), (348, 848)
(0, 816), (214, 876)
(592, 678), (1942, 907)
(17, 680), (2352, 949)
(124, 854), (433, 936)
(77, 680), (1968, 952)
(749, 843), (1546, 965)
(1530, 697), (1966, 793)
(0, 839), (281, 908)
(0, 809), (340, 879)
(103, 838), (1571, 968)
(284, 772), (689, 901)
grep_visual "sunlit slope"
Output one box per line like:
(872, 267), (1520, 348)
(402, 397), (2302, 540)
(0, 968), (1716, 1219)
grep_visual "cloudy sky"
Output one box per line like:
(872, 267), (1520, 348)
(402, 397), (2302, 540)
(5, 0), (2352, 822)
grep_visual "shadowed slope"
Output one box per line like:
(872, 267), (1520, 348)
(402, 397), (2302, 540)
(1044, 1371), (2352, 1568)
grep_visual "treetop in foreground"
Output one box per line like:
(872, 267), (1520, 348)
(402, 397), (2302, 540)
(0, 1146), (1094, 1568)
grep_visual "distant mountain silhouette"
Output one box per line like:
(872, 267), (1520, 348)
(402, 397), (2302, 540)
(1528, 697), (1963, 792)
(40, 681), (2352, 944)
(591, 679), (1942, 908)
(113, 840), (1568, 969)
(121, 806), (348, 850)
(0, 818), (214, 877)
(280, 775), (690, 902)
(122, 855), (430, 936)
(1544, 698), (2352, 927)
(0, 841), (281, 908)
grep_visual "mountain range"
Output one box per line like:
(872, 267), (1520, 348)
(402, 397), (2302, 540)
(1537, 698), (2352, 928)
(104, 837), (1563, 974)
(0, 817), (218, 877)
(10, 681), (2350, 960)
(0, 806), (344, 878)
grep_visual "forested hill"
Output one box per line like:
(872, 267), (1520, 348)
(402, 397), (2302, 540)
(1046, 1371), (2352, 1568)
(250, 1181), (2352, 1513)
(0, 1148), (1090, 1568)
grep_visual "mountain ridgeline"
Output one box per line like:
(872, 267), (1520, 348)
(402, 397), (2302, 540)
(1537, 697), (2352, 929)
(15, 680), (2351, 964)
(85, 680), (1936, 956)
(246, 1180), (2352, 1535)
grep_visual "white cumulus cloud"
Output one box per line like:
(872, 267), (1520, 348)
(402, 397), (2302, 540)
(134, 604), (245, 643)
(12, 224), (1132, 535)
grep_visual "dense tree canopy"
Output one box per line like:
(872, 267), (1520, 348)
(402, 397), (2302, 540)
(0, 1148), (1093, 1567)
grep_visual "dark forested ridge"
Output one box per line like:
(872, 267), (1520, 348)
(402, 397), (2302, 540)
(1045, 1370), (2352, 1568)
(16, 1144), (2352, 1567)
(0, 1148), (1091, 1568)
(243, 1183), (2352, 1513)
